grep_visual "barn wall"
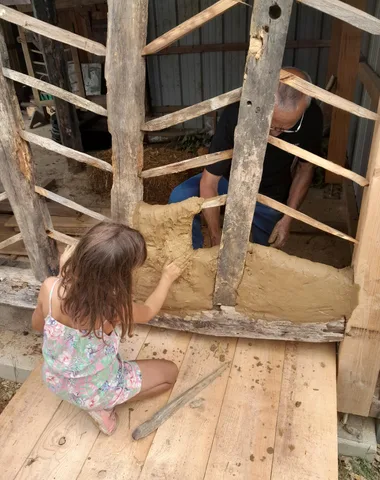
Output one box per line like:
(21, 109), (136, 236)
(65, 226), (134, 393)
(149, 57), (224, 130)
(146, 0), (333, 130)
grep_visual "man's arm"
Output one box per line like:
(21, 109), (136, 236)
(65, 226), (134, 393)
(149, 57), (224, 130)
(200, 169), (222, 246)
(269, 161), (314, 248)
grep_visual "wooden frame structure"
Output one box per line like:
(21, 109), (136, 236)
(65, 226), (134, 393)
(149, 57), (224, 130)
(1, 0), (380, 416)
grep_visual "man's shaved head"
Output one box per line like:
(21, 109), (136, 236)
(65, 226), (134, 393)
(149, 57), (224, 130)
(275, 67), (311, 113)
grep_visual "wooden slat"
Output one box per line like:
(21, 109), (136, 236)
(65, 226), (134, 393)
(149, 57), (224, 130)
(0, 191), (8, 202)
(204, 339), (285, 480)
(280, 69), (378, 121)
(35, 186), (109, 222)
(47, 229), (78, 246)
(142, 0), (240, 56)
(214, 0), (293, 307)
(0, 4), (106, 55)
(271, 343), (338, 480)
(326, 0), (365, 184)
(143, 88), (241, 132)
(337, 100), (380, 416)
(0, 232), (23, 250)
(201, 194), (357, 243)
(358, 61), (380, 105)
(0, 26), (58, 280)
(141, 150), (233, 178)
(139, 335), (237, 480)
(3, 68), (107, 116)
(298, 0), (380, 34)
(0, 366), (62, 480)
(20, 130), (113, 172)
(157, 39), (332, 55)
(78, 329), (191, 480)
(18, 26), (40, 105)
(268, 135), (369, 186)
(15, 326), (150, 480)
(106, 0), (147, 224)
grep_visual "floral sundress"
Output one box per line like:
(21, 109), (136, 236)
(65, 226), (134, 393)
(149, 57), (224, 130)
(42, 279), (142, 411)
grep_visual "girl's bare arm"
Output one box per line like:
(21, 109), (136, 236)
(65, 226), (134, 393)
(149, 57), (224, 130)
(32, 281), (49, 332)
(133, 263), (181, 324)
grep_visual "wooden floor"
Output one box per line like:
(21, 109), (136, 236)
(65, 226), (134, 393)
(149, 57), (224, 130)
(0, 327), (338, 480)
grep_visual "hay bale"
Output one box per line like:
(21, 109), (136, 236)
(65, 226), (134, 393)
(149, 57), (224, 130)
(88, 145), (203, 204)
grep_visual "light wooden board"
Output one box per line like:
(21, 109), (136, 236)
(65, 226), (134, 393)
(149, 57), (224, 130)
(271, 343), (338, 480)
(204, 339), (286, 480)
(14, 326), (150, 480)
(139, 335), (237, 480)
(0, 366), (62, 480)
(78, 328), (191, 480)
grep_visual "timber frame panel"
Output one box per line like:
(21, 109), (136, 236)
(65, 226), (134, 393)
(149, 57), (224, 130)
(0, 0), (380, 414)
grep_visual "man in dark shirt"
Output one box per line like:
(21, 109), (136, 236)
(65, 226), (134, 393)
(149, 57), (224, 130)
(169, 67), (323, 249)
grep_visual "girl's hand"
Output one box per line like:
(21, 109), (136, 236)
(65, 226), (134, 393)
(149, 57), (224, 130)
(162, 262), (182, 284)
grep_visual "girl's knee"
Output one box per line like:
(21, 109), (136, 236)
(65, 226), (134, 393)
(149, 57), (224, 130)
(164, 360), (179, 384)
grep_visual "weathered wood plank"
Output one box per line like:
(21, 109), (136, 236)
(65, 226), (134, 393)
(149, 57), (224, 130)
(358, 61), (380, 105)
(337, 100), (380, 416)
(298, 0), (380, 34)
(141, 150), (233, 178)
(143, 88), (242, 131)
(106, 0), (147, 223)
(204, 339), (285, 480)
(271, 343), (338, 480)
(0, 26), (58, 280)
(20, 130), (113, 172)
(0, 192), (7, 202)
(3, 67), (107, 116)
(142, 0), (240, 55)
(326, 0), (365, 183)
(18, 26), (40, 105)
(268, 135), (368, 186)
(0, 269), (345, 342)
(213, 0), (296, 306)
(0, 232), (23, 250)
(279, 69), (378, 121)
(47, 229), (78, 246)
(0, 4), (106, 55)
(31, 0), (84, 174)
(35, 186), (109, 222)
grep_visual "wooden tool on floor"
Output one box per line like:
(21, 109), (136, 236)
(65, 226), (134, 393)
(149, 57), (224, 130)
(132, 361), (230, 440)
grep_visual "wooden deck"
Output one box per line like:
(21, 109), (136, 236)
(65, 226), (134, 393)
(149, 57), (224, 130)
(0, 327), (338, 480)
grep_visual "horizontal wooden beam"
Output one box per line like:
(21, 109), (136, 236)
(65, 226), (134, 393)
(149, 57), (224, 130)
(141, 150), (233, 178)
(47, 229), (78, 246)
(0, 192), (8, 202)
(142, 0), (240, 55)
(358, 61), (380, 105)
(0, 4), (106, 56)
(268, 136), (369, 186)
(156, 39), (332, 56)
(279, 70), (378, 121)
(20, 130), (113, 172)
(0, 266), (345, 342)
(298, 0), (380, 35)
(202, 194), (357, 243)
(34, 186), (109, 222)
(143, 88), (241, 131)
(0, 232), (23, 250)
(3, 68), (107, 116)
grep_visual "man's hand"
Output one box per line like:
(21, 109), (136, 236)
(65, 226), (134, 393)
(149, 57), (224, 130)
(268, 216), (291, 249)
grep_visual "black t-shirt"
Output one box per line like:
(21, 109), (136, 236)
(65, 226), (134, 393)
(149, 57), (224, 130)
(207, 101), (323, 203)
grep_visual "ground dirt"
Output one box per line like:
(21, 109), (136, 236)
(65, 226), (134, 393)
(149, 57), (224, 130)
(0, 379), (21, 415)
(339, 451), (380, 480)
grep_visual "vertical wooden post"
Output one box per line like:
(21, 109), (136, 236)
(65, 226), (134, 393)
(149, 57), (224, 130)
(337, 99), (380, 416)
(31, 0), (84, 174)
(325, 0), (366, 184)
(0, 25), (58, 281)
(106, 0), (148, 223)
(213, 0), (293, 307)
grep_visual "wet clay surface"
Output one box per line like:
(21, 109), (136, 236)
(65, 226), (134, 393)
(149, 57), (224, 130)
(133, 198), (357, 323)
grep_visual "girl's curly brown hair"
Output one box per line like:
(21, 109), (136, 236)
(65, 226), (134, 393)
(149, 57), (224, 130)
(59, 221), (147, 339)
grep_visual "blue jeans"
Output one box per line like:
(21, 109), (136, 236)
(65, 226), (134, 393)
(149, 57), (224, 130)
(169, 173), (282, 249)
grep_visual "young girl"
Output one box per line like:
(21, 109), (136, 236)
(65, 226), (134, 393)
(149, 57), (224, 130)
(32, 221), (182, 435)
